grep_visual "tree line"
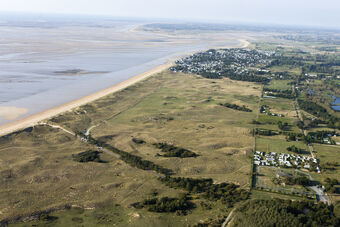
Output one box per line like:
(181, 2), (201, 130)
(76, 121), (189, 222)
(324, 178), (339, 194)
(220, 102), (252, 112)
(153, 143), (198, 158)
(255, 128), (278, 136)
(159, 176), (249, 205)
(72, 150), (104, 163)
(287, 145), (306, 154)
(233, 199), (340, 227)
(298, 99), (340, 129)
(134, 195), (194, 214)
(305, 131), (338, 145)
(75, 132), (172, 175)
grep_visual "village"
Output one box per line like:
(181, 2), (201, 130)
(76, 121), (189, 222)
(169, 48), (276, 78)
(254, 151), (321, 173)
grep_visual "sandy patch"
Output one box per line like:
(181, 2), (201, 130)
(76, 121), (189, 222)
(0, 106), (28, 120)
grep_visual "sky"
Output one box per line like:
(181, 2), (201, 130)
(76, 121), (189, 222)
(1, 0), (340, 28)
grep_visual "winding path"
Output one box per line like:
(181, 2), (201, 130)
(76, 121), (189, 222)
(222, 208), (236, 227)
(40, 122), (164, 176)
(39, 123), (75, 136)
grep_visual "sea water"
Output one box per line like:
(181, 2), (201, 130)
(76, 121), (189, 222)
(0, 14), (241, 124)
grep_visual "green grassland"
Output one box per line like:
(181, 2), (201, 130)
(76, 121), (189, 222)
(258, 167), (311, 193)
(269, 64), (302, 74)
(265, 79), (293, 91)
(254, 42), (278, 51)
(255, 136), (308, 155)
(261, 96), (297, 118)
(250, 189), (308, 201)
(314, 144), (340, 181)
(0, 71), (262, 225)
(256, 84), (307, 152)
(258, 94), (301, 134)
(336, 79), (340, 86)
(257, 115), (300, 133)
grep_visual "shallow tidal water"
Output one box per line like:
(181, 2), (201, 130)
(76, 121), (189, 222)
(0, 15), (242, 124)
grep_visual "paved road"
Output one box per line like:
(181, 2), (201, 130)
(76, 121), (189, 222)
(310, 186), (329, 203)
(256, 165), (329, 203)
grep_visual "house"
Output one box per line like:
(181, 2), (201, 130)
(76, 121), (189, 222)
(285, 161), (292, 167)
(316, 167), (321, 173)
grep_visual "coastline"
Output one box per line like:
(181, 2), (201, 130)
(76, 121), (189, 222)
(0, 39), (250, 137)
(0, 62), (173, 137)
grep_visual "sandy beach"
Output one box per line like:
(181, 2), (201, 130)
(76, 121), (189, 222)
(0, 38), (250, 137)
(0, 106), (28, 121)
(0, 61), (173, 137)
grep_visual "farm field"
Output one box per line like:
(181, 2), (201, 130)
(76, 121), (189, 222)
(261, 96), (297, 118)
(314, 144), (340, 181)
(255, 136), (309, 155)
(257, 166), (312, 193)
(265, 79), (293, 90)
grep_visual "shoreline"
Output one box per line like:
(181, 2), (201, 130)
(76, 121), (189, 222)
(0, 39), (249, 137)
(0, 61), (173, 137)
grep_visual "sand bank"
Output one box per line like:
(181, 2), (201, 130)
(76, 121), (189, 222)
(0, 106), (28, 121)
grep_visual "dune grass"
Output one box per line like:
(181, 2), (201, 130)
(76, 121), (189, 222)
(1, 71), (262, 225)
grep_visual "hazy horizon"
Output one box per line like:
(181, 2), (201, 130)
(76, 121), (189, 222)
(1, 0), (340, 29)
